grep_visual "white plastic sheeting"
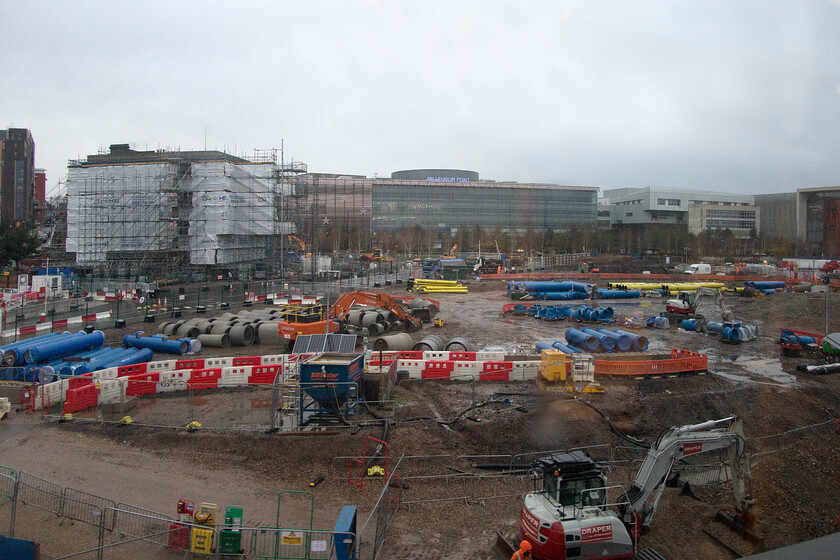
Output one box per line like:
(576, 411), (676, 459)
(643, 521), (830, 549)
(66, 159), (297, 266)
(66, 164), (178, 263)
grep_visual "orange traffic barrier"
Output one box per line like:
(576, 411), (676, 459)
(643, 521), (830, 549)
(595, 349), (707, 377)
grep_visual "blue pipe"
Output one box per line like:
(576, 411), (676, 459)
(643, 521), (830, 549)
(706, 322), (724, 334)
(745, 281), (786, 290)
(596, 328), (633, 351)
(3, 332), (68, 366)
(580, 327), (617, 352)
(26, 331), (106, 365)
(761, 289), (777, 295)
(612, 328), (648, 351)
(95, 347), (153, 370)
(681, 319), (705, 332)
(565, 328), (600, 352)
(0, 331), (64, 354)
(536, 341), (555, 352)
(23, 332), (88, 365)
(595, 289), (641, 299)
(539, 291), (587, 300)
(58, 347), (126, 377)
(551, 341), (580, 354)
(124, 332), (192, 355)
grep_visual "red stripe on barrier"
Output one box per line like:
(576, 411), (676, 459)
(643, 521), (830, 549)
(188, 367), (222, 390)
(479, 361), (513, 381)
(126, 372), (160, 396)
(176, 358), (205, 370)
(118, 363), (148, 377)
(68, 373), (94, 390)
(52, 319), (68, 328)
(449, 351), (476, 361)
(247, 364), (283, 385)
(19, 325), (37, 335)
(421, 361), (454, 379)
(82, 314), (97, 322)
(63, 384), (99, 414)
(233, 356), (261, 366)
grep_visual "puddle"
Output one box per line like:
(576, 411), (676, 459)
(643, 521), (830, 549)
(712, 354), (798, 386)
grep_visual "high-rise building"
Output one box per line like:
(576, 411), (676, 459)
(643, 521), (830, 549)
(0, 128), (36, 225)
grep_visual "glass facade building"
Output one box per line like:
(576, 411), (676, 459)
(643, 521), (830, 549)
(372, 181), (597, 233)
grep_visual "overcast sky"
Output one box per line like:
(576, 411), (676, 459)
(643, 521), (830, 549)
(3, 1), (839, 197)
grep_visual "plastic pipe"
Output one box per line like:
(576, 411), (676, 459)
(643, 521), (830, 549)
(4, 332), (69, 366)
(551, 341), (579, 354)
(564, 328), (600, 351)
(59, 346), (127, 377)
(580, 327), (617, 352)
(745, 281), (786, 290)
(539, 291), (586, 301)
(595, 289), (641, 299)
(596, 328), (633, 352)
(95, 347), (153, 371)
(123, 332), (191, 354)
(612, 328), (648, 351)
(26, 331), (105, 365)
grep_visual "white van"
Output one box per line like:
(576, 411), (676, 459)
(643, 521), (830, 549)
(685, 263), (712, 275)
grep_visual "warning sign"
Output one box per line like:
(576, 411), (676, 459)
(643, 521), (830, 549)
(281, 531), (303, 545)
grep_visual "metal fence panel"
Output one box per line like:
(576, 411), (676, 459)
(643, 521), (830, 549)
(17, 471), (62, 514)
(0, 471), (15, 504)
(111, 507), (177, 547)
(62, 487), (116, 529)
(248, 527), (343, 560)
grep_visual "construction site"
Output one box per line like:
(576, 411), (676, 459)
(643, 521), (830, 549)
(1, 254), (840, 559)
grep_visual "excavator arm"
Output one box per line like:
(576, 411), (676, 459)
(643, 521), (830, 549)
(690, 287), (732, 321)
(328, 291), (421, 332)
(622, 416), (750, 529)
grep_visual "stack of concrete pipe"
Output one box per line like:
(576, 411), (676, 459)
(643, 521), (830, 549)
(344, 306), (410, 337)
(157, 307), (286, 349)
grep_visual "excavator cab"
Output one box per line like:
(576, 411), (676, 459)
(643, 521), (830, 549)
(534, 451), (608, 516)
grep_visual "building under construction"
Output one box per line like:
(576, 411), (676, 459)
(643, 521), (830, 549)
(63, 144), (307, 279)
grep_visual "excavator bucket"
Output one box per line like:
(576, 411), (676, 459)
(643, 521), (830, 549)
(410, 307), (432, 324)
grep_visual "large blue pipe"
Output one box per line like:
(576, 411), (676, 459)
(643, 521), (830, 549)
(706, 322), (724, 334)
(3, 332), (68, 366)
(539, 291), (587, 300)
(596, 289), (641, 299)
(745, 281), (786, 290)
(518, 281), (576, 293)
(59, 347), (126, 377)
(124, 332), (191, 355)
(0, 331), (63, 354)
(95, 347), (153, 371)
(612, 328), (648, 351)
(596, 328), (633, 351)
(565, 328), (600, 351)
(21, 332), (86, 366)
(26, 331), (105, 365)
(580, 327), (617, 352)
(551, 341), (580, 354)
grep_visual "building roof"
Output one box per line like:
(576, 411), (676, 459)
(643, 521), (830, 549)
(70, 144), (249, 167)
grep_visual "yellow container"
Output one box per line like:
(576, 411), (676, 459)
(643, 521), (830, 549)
(540, 349), (567, 383)
(191, 527), (214, 554)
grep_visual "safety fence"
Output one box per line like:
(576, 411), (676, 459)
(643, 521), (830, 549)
(0, 468), (368, 559)
(358, 455), (404, 560)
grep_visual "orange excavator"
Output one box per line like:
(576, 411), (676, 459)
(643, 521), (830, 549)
(277, 290), (422, 343)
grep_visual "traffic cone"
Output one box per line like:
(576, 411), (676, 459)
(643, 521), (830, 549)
(163, 297), (168, 310)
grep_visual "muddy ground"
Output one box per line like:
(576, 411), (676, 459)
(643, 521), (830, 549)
(1, 271), (840, 560)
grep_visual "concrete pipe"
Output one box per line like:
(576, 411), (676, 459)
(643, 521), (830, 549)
(444, 337), (473, 351)
(361, 313), (381, 328)
(257, 323), (281, 345)
(390, 320), (404, 332)
(413, 335), (444, 352)
(378, 320), (392, 333)
(156, 321), (173, 335)
(210, 322), (233, 335)
(162, 322), (179, 336)
(198, 333), (231, 348)
(348, 311), (364, 326)
(367, 323), (381, 336)
(372, 332), (414, 351)
(193, 320), (214, 334)
(219, 313), (237, 320)
(229, 324), (255, 346)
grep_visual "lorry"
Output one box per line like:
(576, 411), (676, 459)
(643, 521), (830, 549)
(519, 416), (753, 560)
(684, 263), (712, 275)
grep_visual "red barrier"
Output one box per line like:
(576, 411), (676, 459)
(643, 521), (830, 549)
(82, 314), (97, 322)
(479, 361), (513, 381)
(19, 325), (36, 335)
(421, 361), (454, 379)
(126, 372), (160, 396)
(247, 364), (283, 385)
(233, 356), (261, 366)
(63, 384), (99, 414)
(118, 362), (148, 377)
(52, 319), (68, 328)
(449, 351), (476, 361)
(187, 367), (222, 390)
(176, 358), (205, 370)
(68, 373), (94, 391)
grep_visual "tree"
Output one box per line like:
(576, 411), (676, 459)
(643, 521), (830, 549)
(0, 224), (40, 266)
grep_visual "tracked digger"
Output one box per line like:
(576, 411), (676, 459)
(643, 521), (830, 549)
(665, 287), (731, 322)
(517, 416), (754, 560)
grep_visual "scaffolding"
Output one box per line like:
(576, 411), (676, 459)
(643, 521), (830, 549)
(63, 147), (308, 279)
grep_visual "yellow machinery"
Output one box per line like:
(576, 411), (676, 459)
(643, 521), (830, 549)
(540, 350), (604, 393)
(433, 317), (445, 327)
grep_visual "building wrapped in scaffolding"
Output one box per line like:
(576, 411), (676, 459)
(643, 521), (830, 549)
(64, 144), (305, 278)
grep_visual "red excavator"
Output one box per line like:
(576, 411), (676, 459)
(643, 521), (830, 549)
(277, 290), (422, 343)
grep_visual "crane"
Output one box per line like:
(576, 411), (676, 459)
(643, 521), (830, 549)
(519, 416), (752, 560)
(445, 244), (458, 258)
(287, 235), (306, 253)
